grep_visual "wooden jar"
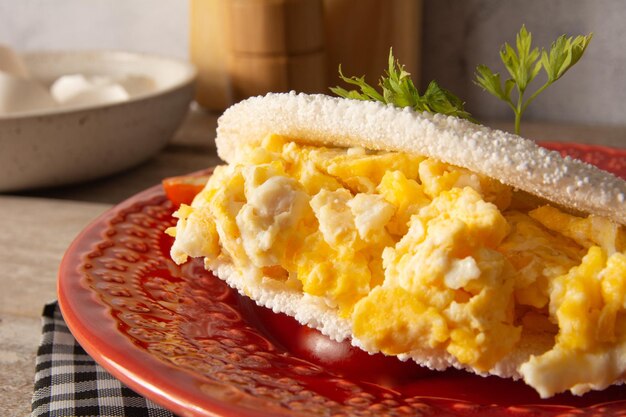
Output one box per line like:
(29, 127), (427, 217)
(190, 0), (421, 111)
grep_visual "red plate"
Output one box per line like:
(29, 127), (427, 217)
(58, 142), (626, 417)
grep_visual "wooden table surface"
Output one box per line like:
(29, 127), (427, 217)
(0, 106), (624, 416)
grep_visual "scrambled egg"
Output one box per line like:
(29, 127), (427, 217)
(168, 133), (626, 397)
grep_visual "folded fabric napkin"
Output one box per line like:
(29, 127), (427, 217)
(31, 302), (176, 417)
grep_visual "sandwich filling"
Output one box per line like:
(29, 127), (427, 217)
(168, 133), (626, 398)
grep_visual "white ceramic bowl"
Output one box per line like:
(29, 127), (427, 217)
(0, 50), (196, 191)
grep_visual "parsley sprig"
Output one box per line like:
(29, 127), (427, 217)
(475, 25), (592, 135)
(331, 49), (473, 121)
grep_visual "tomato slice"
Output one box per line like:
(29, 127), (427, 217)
(162, 175), (210, 206)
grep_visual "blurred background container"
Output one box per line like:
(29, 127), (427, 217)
(190, 0), (421, 110)
(2, 0), (626, 126)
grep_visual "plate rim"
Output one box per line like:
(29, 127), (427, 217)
(57, 183), (279, 417)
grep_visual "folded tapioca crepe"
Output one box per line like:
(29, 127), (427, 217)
(167, 92), (626, 398)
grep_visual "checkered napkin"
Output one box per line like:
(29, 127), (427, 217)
(31, 302), (177, 417)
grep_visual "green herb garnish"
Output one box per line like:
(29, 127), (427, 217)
(474, 25), (592, 135)
(331, 49), (473, 121)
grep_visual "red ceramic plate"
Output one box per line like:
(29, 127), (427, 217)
(59, 142), (626, 417)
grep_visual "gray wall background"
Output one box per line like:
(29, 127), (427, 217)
(1, 0), (624, 126)
(421, 0), (626, 126)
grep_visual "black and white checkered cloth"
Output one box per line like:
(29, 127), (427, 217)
(31, 302), (177, 417)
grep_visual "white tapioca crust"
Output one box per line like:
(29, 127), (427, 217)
(216, 92), (626, 225)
